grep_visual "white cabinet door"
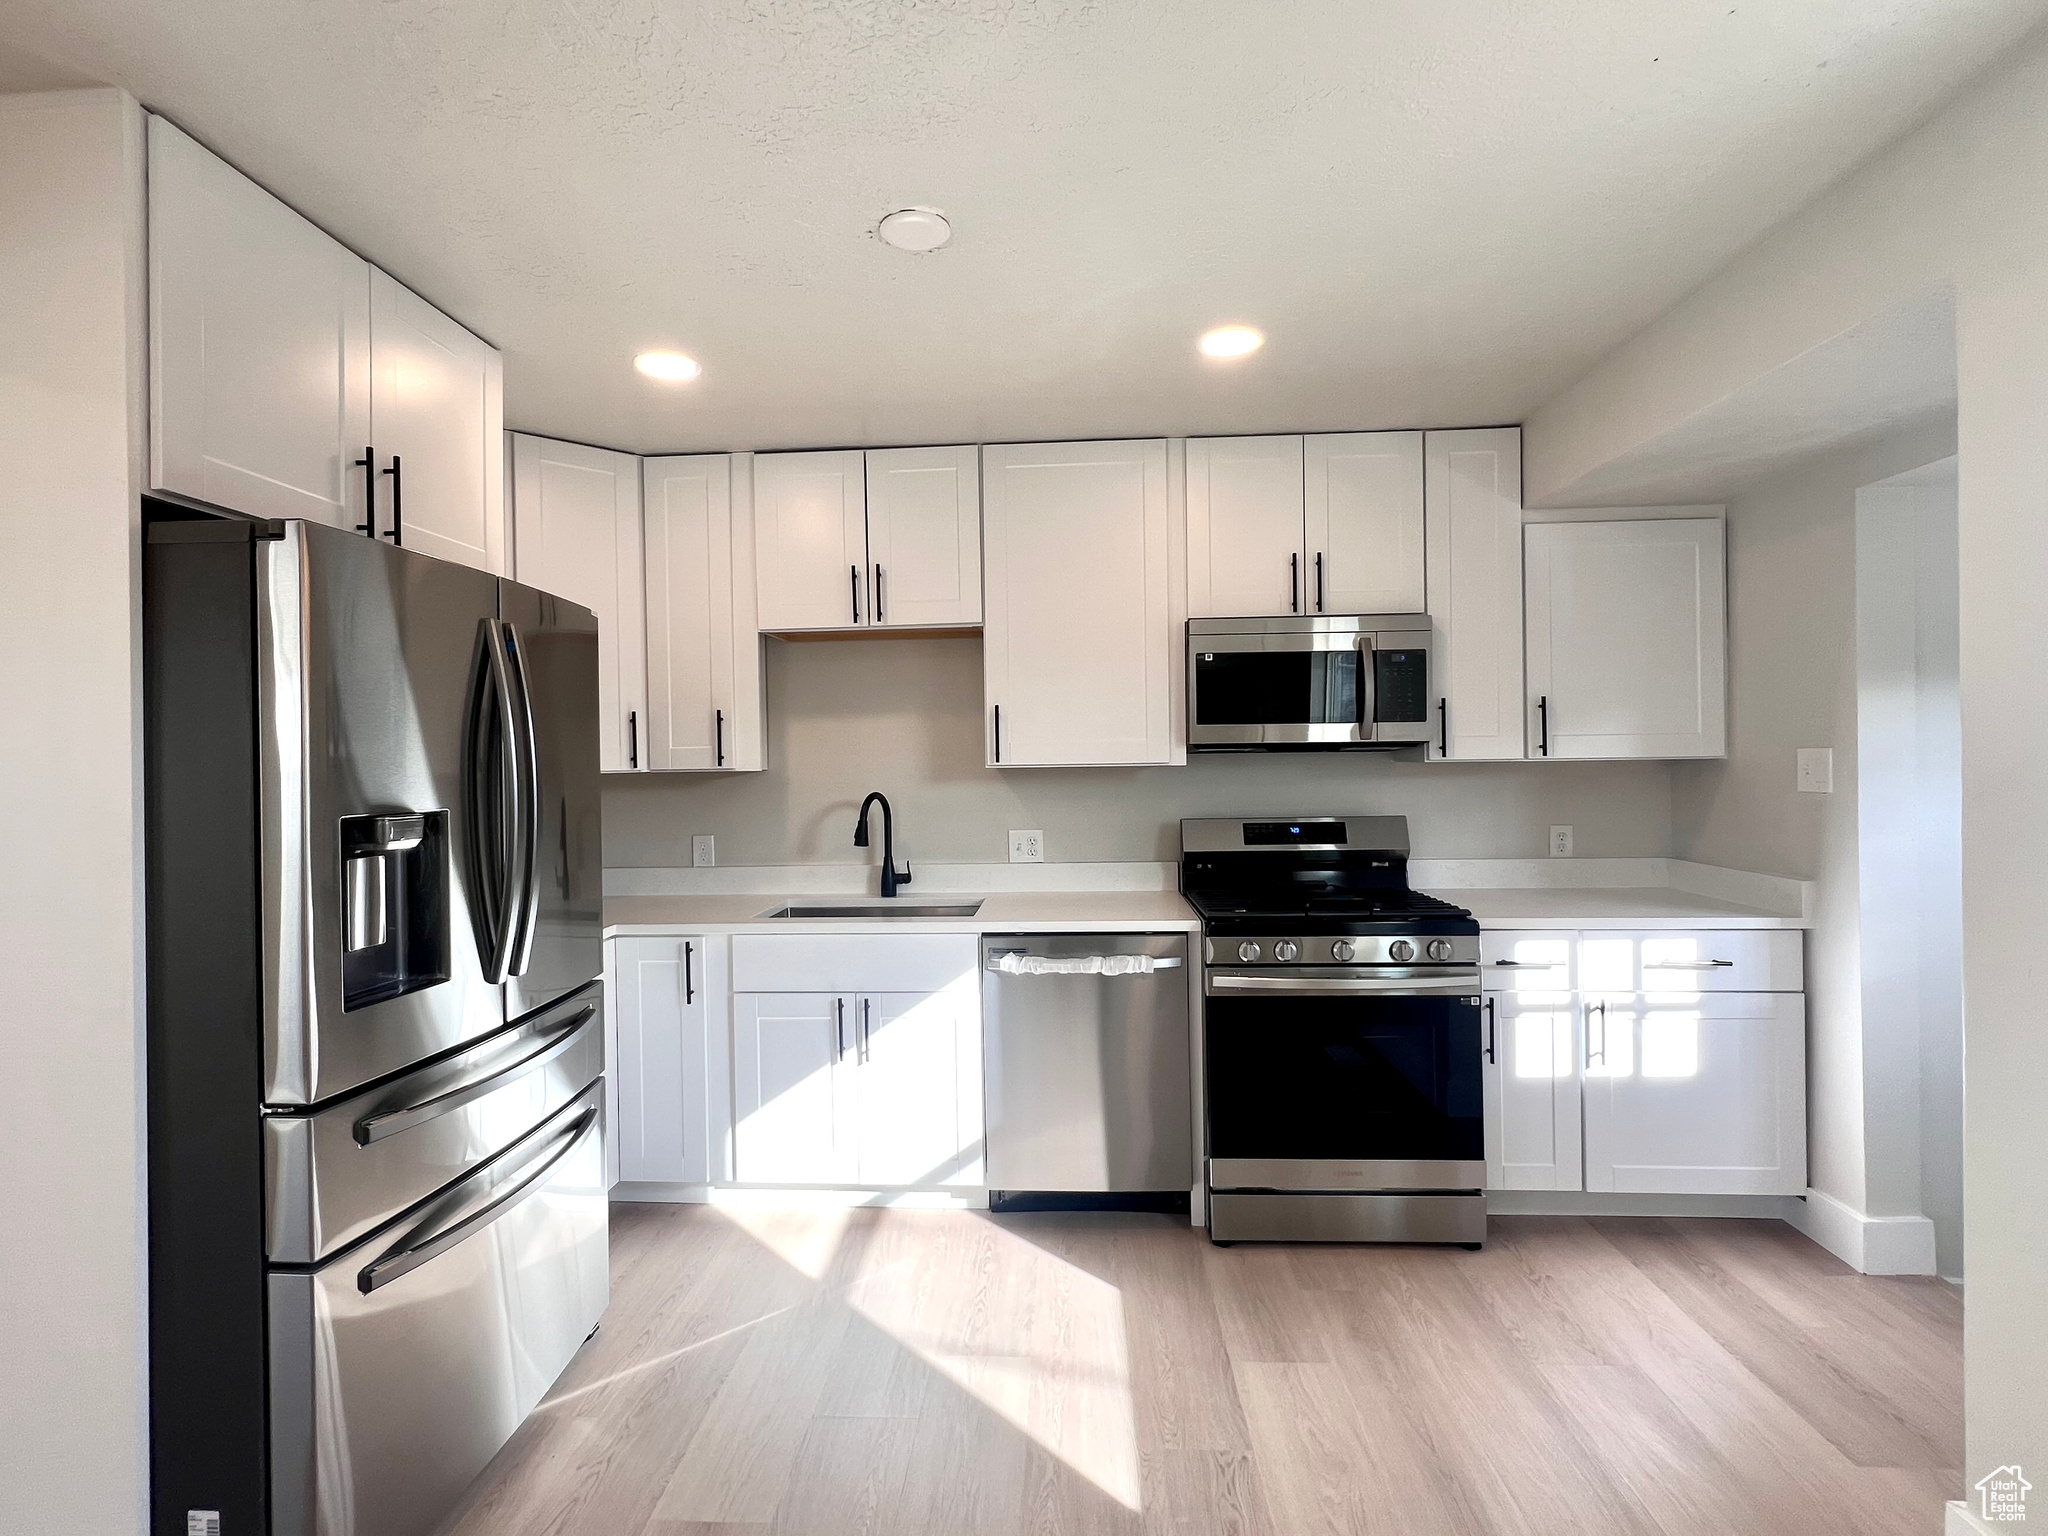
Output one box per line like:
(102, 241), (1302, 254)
(731, 993), (858, 1184)
(612, 937), (713, 1185)
(865, 446), (982, 628)
(1483, 990), (1584, 1191)
(754, 449), (869, 630)
(1306, 432), (1425, 615)
(1424, 428), (1524, 760)
(982, 439), (1176, 766)
(1185, 436), (1304, 618)
(852, 987), (984, 1186)
(510, 434), (646, 773)
(1582, 993), (1807, 1195)
(148, 115), (371, 529)
(368, 268), (504, 574)
(1525, 518), (1727, 759)
(643, 454), (736, 771)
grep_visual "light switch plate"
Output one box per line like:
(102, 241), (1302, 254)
(691, 834), (716, 867)
(1797, 748), (1834, 794)
(1549, 825), (1574, 858)
(1009, 830), (1044, 864)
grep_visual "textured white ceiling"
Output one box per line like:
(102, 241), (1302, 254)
(6, 1), (2044, 454)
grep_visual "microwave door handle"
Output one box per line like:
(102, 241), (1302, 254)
(1357, 635), (1376, 741)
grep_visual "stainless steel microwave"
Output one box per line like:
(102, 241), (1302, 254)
(1187, 615), (1433, 750)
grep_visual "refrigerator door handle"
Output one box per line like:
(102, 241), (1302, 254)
(502, 621), (543, 978)
(351, 1004), (596, 1146)
(357, 1098), (599, 1295)
(465, 619), (524, 982)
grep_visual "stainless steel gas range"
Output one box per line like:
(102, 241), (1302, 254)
(1182, 816), (1486, 1246)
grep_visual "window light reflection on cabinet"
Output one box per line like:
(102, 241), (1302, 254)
(1580, 937), (1633, 993)
(1505, 938), (1570, 991)
(1514, 1008), (1574, 1080)
(1641, 1011), (1702, 1079)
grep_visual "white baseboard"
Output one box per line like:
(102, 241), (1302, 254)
(1488, 1190), (1806, 1220)
(1792, 1187), (1939, 1274)
(1948, 1499), (1998, 1535)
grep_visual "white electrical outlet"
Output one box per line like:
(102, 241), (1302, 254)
(1797, 748), (1834, 794)
(1549, 825), (1574, 858)
(691, 834), (716, 867)
(1009, 830), (1044, 864)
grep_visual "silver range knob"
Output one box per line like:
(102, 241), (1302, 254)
(1330, 939), (1356, 963)
(1237, 941), (1261, 963)
(1389, 939), (1416, 963)
(1273, 940), (1299, 962)
(1427, 938), (1454, 962)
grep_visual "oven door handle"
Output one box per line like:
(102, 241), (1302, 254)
(1205, 970), (1479, 997)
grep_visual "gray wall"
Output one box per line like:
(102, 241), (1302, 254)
(1667, 420), (1957, 1234)
(604, 634), (1677, 870)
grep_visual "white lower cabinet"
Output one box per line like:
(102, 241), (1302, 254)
(1481, 928), (1806, 1197)
(1483, 988), (1584, 1192)
(729, 934), (983, 1188)
(608, 936), (728, 1186)
(1581, 991), (1807, 1195)
(731, 993), (859, 1185)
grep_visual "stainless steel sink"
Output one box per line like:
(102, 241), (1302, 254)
(759, 900), (984, 920)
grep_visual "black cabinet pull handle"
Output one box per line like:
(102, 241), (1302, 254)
(1538, 695), (1549, 756)
(381, 455), (403, 544)
(627, 709), (638, 769)
(875, 564), (885, 623)
(850, 564), (861, 624)
(1437, 697), (1448, 757)
(1485, 997), (1496, 1064)
(1314, 551), (1324, 612)
(683, 941), (694, 1005)
(993, 704), (1002, 763)
(715, 709), (724, 767)
(354, 445), (377, 536)
(1289, 552), (1299, 613)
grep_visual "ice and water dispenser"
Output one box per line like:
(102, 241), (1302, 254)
(340, 811), (451, 1009)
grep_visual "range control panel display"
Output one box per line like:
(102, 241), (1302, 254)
(1243, 821), (1347, 846)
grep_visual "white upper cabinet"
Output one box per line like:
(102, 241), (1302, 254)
(865, 445), (982, 627)
(367, 268), (504, 573)
(1186, 436), (1304, 618)
(149, 115), (371, 530)
(1525, 517), (1727, 759)
(982, 439), (1177, 767)
(510, 435), (646, 774)
(1425, 428), (1525, 761)
(1305, 431), (1425, 614)
(753, 450), (870, 630)
(642, 453), (764, 772)
(149, 115), (506, 573)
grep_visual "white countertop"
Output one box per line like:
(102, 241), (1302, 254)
(604, 889), (1203, 937)
(1435, 887), (1806, 930)
(604, 882), (1803, 937)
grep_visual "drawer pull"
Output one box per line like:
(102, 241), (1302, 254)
(1645, 959), (1736, 970)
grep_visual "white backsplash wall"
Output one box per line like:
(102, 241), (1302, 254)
(603, 636), (1677, 868)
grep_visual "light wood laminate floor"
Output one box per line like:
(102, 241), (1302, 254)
(436, 1206), (1961, 1536)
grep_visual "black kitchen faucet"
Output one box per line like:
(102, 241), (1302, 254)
(854, 792), (913, 898)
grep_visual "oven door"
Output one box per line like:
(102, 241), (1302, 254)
(1204, 974), (1483, 1190)
(1187, 625), (1432, 748)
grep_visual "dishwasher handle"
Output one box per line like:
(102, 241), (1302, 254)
(985, 951), (1182, 975)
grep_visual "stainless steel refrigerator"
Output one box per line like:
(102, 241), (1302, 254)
(144, 512), (607, 1536)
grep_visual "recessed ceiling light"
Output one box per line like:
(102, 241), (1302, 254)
(877, 208), (952, 253)
(635, 350), (701, 382)
(1199, 325), (1264, 360)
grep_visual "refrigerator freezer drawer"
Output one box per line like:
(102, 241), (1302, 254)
(268, 1084), (608, 1536)
(265, 982), (604, 1264)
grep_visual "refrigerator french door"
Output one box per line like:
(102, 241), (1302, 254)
(145, 513), (605, 1536)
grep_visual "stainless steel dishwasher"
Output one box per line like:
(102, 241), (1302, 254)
(981, 933), (1192, 1195)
